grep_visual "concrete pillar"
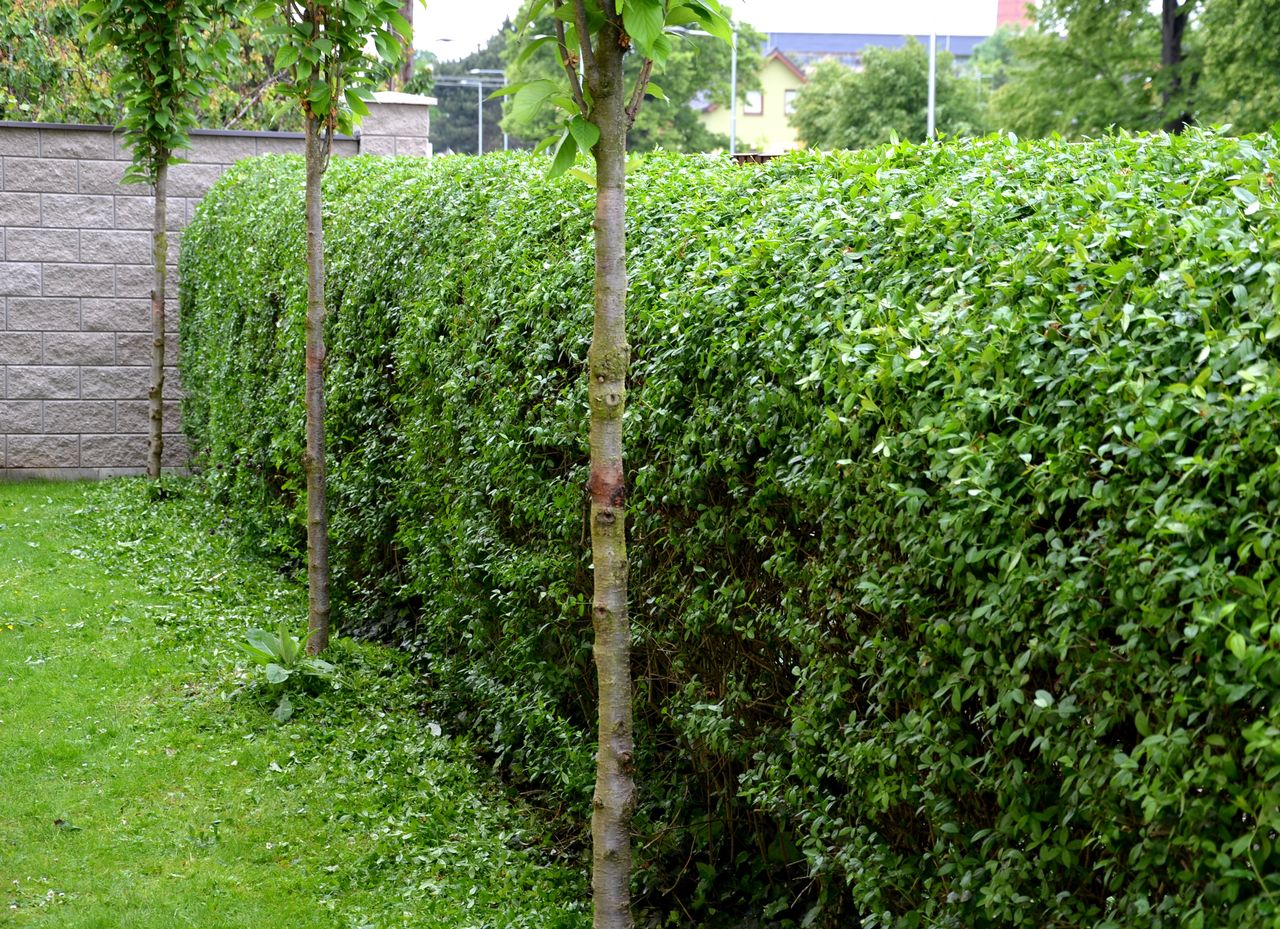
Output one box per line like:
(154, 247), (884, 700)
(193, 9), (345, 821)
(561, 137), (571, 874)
(359, 91), (436, 157)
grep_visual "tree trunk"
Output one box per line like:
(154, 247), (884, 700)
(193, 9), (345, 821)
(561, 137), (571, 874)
(587, 19), (635, 929)
(303, 113), (332, 655)
(399, 0), (414, 88)
(147, 157), (168, 479)
(1161, 0), (1193, 133)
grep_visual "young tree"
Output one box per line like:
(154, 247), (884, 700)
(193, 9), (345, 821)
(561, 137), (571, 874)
(82, 0), (239, 478)
(507, 2), (731, 925)
(257, 0), (408, 654)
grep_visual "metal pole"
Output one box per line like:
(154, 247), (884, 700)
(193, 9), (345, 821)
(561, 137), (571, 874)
(729, 24), (738, 157)
(477, 81), (484, 154)
(927, 32), (937, 139)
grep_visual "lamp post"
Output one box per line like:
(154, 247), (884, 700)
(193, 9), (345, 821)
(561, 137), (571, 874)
(469, 68), (508, 151)
(927, 32), (937, 139)
(675, 23), (739, 157)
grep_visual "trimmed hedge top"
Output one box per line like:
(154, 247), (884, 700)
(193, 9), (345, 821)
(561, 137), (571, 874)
(180, 132), (1280, 928)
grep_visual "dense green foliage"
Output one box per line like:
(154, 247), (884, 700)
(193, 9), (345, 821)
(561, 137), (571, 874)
(181, 133), (1280, 927)
(791, 41), (986, 150)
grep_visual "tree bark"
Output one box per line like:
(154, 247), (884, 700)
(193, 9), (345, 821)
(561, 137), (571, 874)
(303, 113), (332, 655)
(1161, 0), (1194, 133)
(587, 15), (635, 929)
(147, 157), (168, 479)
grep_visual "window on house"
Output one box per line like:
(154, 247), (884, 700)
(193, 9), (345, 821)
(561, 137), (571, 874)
(784, 89), (799, 115)
(743, 90), (763, 116)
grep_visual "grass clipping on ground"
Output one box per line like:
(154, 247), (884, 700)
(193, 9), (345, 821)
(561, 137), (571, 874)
(0, 479), (587, 929)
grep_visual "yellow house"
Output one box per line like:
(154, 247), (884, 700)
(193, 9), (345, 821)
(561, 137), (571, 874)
(698, 48), (807, 155)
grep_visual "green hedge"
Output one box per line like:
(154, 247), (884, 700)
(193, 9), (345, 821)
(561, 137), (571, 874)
(180, 133), (1280, 928)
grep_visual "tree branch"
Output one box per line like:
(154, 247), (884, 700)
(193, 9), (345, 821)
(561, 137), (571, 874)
(553, 0), (589, 116)
(572, 0), (598, 97)
(227, 69), (290, 128)
(624, 57), (653, 127)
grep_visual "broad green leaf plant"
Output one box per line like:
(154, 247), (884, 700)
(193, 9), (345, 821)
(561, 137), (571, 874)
(252, 0), (408, 656)
(82, 0), (240, 479)
(506, 2), (730, 926)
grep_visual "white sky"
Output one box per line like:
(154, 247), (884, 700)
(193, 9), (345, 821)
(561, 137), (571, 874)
(413, 0), (1000, 59)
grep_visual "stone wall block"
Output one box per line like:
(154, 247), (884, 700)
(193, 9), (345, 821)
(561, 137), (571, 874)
(0, 262), (42, 296)
(116, 399), (181, 433)
(168, 163), (225, 199)
(81, 365), (149, 400)
(0, 332), (43, 365)
(44, 400), (115, 434)
(82, 298), (148, 332)
(43, 263), (114, 298)
(6, 434), (79, 468)
(163, 366), (182, 400)
(78, 160), (130, 195)
(81, 434), (149, 468)
(115, 264), (156, 298)
(161, 433), (189, 467)
(0, 193), (41, 227)
(41, 130), (114, 160)
(7, 365), (79, 400)
(186, 134), (257, 163)
(0, 128), (40, 157)
(42, 194), (113, 229)
(80, 229), (152, 265)
(4, 158), (77, 193)
(116, 332), (179, 366)
(358, 135), (397, 157)
(44, 332), (116, 366)
(361, 103), (430, 137)
(254, 136), (309, 155)
(394, 137), (431, 157)
(6, 228), (78, 263)
(0, 400), (41, 433)
(8, 297), (79, 331)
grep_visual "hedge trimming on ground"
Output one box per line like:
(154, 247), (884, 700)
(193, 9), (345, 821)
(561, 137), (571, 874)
(180, 133), (1280, 928)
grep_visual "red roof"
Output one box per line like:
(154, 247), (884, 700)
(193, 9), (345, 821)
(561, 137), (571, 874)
(997, 0), (1032, 27)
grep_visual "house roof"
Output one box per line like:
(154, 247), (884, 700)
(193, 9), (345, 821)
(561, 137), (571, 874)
(765, 32), (989, 61)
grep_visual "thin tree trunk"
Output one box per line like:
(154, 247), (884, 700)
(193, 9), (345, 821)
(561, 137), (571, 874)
(147, 157), (168, 479)
(1161, 0), (1193, 133)
(399, 0), (414, 88)
(303, 113), (331, 655)
(587, 18), (634, 929)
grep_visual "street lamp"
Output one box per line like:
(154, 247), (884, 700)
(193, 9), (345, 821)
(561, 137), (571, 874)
(675, 22), (740, 157)
(469, 68), (508, 151)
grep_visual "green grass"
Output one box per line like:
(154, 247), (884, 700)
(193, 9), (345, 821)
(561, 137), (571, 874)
(0, 479), (588, 929)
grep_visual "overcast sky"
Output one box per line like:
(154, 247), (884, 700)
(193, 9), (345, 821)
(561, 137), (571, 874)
(414, 0), (1000, 60)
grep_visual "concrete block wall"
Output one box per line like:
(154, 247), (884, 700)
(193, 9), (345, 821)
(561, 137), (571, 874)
(0, 92), (433, 480)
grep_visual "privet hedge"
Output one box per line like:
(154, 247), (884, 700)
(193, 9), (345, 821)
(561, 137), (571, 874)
(180, 133), (1280, 928)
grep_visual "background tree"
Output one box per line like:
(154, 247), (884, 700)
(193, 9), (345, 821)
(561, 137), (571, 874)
(2, 2), (329, 131)
(1196, 0), (1280, 133)
(507, 0), (731, 924)
(258, 0), (407, 654)
(791, 40), (985, 150)
(83, 0), (239, 478)
(988, 0), (1199, 137)
(504, 1), (754, 153)
(1, 0), (119, 123)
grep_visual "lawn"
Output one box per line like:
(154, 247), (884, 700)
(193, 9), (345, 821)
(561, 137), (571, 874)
(0, 479), (588, 929)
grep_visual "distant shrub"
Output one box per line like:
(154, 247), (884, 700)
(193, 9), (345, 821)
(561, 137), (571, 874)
(180, 133), (1280, 928)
